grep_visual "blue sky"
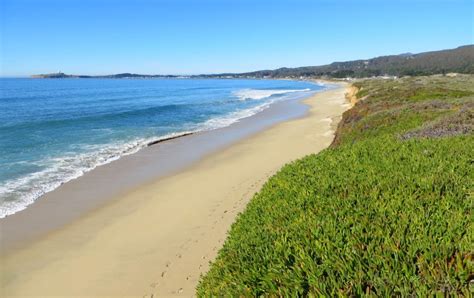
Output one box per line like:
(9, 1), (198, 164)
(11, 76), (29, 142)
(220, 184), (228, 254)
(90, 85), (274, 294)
(1, 0), (472, 76)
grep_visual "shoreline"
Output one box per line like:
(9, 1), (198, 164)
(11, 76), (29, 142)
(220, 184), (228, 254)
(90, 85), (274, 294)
(0, 80), (323, 220)
(0, 82), (350, 296)
(0, 85), (319, 253)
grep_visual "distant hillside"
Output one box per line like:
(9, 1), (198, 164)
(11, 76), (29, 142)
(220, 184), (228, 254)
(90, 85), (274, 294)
(31, 72), (73, 78)
(209, 45), (474, 78)
(32, 45), (474, 79)
(32, 72), (183, 79)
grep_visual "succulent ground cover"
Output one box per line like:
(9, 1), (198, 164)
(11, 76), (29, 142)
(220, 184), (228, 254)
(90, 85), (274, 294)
(198, 75), (474, 296)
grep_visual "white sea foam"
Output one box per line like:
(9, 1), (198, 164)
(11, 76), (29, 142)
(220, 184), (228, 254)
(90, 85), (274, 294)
(0, 104), (270, 218)
(0, 132), (193, 218)
(0, 86), (320, 218)
(233, 88), (311, 101)
(199, 102), (272, 131)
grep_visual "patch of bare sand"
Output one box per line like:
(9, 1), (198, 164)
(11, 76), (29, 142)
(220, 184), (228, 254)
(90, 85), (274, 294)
(1, 84), (350, 297)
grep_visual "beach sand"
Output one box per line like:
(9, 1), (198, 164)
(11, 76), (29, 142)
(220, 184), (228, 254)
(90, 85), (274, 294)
(0, 83), (350, 297)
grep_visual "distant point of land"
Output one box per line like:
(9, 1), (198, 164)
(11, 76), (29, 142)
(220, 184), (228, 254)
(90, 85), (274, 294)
(32, 45), (473, 80)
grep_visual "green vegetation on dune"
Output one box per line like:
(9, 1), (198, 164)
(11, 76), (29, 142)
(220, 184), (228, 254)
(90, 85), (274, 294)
(197, 75), (474, 296)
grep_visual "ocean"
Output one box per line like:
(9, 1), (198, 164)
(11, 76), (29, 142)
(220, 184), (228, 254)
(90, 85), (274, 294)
(0, 78), (323, 218)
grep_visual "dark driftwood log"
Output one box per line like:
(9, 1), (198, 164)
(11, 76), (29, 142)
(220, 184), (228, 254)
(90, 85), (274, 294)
(147, 132), (194, 147)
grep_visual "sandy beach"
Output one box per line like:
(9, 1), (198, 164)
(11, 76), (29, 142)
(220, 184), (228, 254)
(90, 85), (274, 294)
(0, 83), (350, 297)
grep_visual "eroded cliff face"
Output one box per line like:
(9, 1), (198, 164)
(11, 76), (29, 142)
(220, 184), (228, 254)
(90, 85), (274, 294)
(345, 85), (362, 106)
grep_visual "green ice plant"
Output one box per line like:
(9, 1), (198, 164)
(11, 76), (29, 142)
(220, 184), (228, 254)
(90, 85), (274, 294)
(197, 75), (474, 296)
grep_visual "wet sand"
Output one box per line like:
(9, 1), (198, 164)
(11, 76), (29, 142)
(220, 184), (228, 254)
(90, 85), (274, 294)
(0, 89), (313, 252)
(0, 83), (350, 297)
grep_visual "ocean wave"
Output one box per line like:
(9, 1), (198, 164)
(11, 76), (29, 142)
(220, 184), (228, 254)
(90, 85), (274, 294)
(199, 102), (272, 131)
(233, 88), (311, 101)
(0, 132), (192, 218)
(0, 102), (274, 218)
(0, 84), (321, 218)
(0, 103), (192, 130)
